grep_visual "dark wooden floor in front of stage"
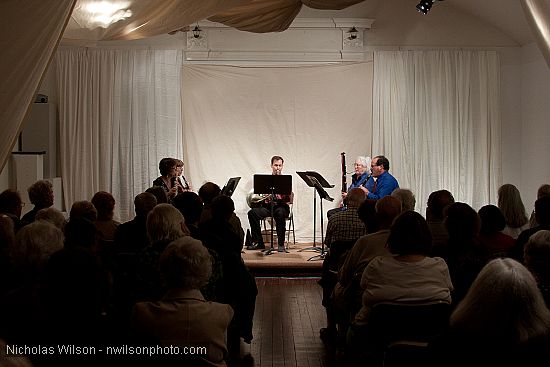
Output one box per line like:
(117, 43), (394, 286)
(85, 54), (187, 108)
(242, 277), (336, 367)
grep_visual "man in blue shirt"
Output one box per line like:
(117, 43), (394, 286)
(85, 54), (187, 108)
(365, 155), (399, 200)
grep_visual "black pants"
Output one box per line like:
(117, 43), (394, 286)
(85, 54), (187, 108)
(247, 204), (289, 247)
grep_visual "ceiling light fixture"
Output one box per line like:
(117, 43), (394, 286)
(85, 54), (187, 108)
(348, 26), (358, 40)
(416, 0), (443, 15)
(192, 24), (202, 38)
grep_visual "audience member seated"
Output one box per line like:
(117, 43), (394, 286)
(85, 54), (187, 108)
(498, 183), (529, 239)
(173, 191), (204, 239)
(511, 196), (550, 263)
(114, 192), (157, 254)
(20, 180), (54, 225)
(132, 237), (234, 367)
(524, 230), (550, 308)
(199, 181), (245, 245)
(35, 207), (67, 231)
(477, 204), (515, 258)
(332, 196), (402, 339)
(428, 258), (550, 367)
(391, 188), (416, 211)
(69, 200), (98, 222)
(425, 189), (455, 259)
(0, 220), (64, 346)
(0, 215), (15, 294)
(319, 188), (367, 343)
(0, 189), (25, 232)
(444, 202), (489, 306)
(91, 191), (120, 241)
(137, 203), (190, 302)
(347, 211), (453, 367)
(529, 184), (550, 228)
(199, 195), (257, 364)
(146, 185), (168, 204)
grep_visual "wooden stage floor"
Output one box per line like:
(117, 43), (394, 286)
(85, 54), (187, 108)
(242, 243), (325, 277)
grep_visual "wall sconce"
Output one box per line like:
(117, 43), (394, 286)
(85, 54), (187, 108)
(348, 26), (358, 40)
(192, 24), (202, 38)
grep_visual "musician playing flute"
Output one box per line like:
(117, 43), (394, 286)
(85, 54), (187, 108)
(246, 155), (292, 252)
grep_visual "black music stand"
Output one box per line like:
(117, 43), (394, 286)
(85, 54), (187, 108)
(221, 177), (241, 197)
(253, 174), (292, 256)
(296, 171), (334, 260)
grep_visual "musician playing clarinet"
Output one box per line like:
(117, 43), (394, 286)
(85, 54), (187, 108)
(327, 155), (370, 219)
(246, 156), (292, 252)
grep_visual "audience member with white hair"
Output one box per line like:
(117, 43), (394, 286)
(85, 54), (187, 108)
(429, 258), (550, 366)
(132, 236), (233, 367)
(391, 188), (416, 212)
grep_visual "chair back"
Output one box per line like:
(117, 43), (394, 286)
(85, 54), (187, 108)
(366, 301), (451, 367)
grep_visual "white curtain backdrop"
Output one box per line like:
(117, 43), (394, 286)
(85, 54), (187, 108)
(181, 63), (373, 242)
(55, 48), (184, 221)
(372, 50), (502, 215)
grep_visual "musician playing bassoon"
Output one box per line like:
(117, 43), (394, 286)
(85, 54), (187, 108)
(246, 156), (292, 252)
(327, 155), (370, 219)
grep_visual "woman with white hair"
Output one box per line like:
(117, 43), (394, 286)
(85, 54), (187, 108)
(429, 258), (550, 366)
(328, 155), (371, 218)
(132, 236), (233, 367)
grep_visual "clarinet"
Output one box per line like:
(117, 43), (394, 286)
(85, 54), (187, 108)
(341, 152), (348, 208)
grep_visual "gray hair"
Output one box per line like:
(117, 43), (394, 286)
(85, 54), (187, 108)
(524, 230), (550, 283)
(356, 156), (370, 167)
(391, 188), (416, 212)
(36, 207), (67, 230)
(160, 236), (212, 290)
(14, 220), (64, 272)
(451, 258), (550, 343)
(146, 203), (187, 244)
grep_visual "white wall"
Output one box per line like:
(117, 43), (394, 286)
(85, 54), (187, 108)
(520, 43), (550, 209)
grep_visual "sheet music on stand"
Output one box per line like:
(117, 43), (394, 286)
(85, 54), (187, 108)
(296, 171), (334, 259)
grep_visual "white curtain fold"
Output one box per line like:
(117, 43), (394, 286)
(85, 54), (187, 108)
(372, 50), (502, 215)
(0, 0), (76, 171)
(181, 62), (373, 241)
(55, 48), (183, 221)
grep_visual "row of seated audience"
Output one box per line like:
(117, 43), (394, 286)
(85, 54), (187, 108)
(317, 183), (550, 366)
(0, 179), (256, 367)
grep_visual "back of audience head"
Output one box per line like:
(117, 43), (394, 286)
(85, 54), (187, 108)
(498, 183), (528, 228)
(211, 195), (235, 221)
(535, 196), (550, 225)
(358, 199), (378, 232)
(346, 187), (366, 208)
(387, 211), (432, 256)
(160, 236), (212, 290)
(450, 258), (550, 343)
(27, 180), (54, 208)
(524, 230), (550, 285)
(64, 217), (99, 249)
(91, 191), (116, 221)
(36, 207), (67, 230)
(0, 189), (23, 217)
(69, 200), (97, 222)
(14, 220), (64, 276)
(147, 203), (188, 244)
(537, 184), (550, 200)
(134, 192), (157, 217)
(173, 191), (203, 225)
(426, 189), (455, 221)
(478, 204), (506, 235)
(375, 195), (402, 230)
(0, 215), (15, 250)
(444, 202), (480, 240)
(145, 186), (168, 204)
(198, 182), (221, 205)
(391, 188), (416, 212)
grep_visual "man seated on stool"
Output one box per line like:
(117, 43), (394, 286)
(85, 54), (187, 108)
(246, 156), (291, 252)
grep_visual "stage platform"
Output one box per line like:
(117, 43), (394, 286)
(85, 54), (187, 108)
(242, 242), (325, 277)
